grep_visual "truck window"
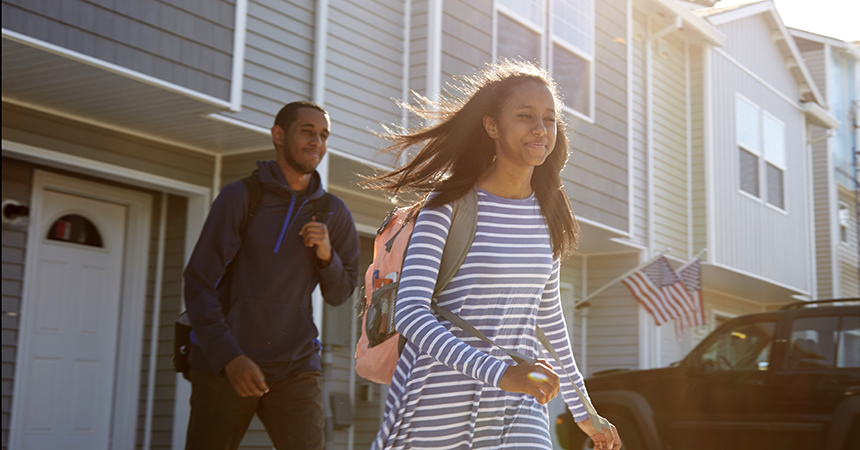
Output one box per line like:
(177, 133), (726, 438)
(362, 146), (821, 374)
(786, 315), (860, 370)
(696, 321), (776, 372)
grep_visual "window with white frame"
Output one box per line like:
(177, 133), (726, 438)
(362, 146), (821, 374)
(736, 96), (761, 198)
(496, 0), (595, 120)
(762, 113), (785, 209)
(839, 203), (850, 243)
(735, 95), (787, 209)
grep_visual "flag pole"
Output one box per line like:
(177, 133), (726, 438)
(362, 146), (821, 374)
(573, 248), (672, 307)
(677, 248), (708, 272)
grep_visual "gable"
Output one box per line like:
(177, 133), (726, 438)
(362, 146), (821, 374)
(717, 13), (799, 101)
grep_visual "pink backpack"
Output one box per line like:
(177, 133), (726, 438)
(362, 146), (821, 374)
(354, 188), (478, 384)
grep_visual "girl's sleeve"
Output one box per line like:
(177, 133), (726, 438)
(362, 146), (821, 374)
(393, 203), (509, 387)
(537, 259), (591, 422)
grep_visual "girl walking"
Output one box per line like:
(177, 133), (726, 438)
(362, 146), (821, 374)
(365, 60), (621, 450)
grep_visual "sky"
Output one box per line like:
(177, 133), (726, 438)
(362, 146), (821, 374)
(714, 0), (860, 42)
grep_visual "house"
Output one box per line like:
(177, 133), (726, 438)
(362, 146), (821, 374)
(0, 0), (848, 449)
(790, 28), (860, 301)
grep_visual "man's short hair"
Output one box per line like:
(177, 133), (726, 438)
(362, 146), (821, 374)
(274, 101), (328, 131)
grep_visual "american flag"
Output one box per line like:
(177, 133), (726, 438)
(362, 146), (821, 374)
(622, 256), (696, 337)
(678, 259), (705, 327)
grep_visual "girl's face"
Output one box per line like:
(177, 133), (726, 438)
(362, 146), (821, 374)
(483, 80), (557, 171)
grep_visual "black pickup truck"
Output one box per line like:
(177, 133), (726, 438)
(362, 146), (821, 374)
(556, 299), (860, 450)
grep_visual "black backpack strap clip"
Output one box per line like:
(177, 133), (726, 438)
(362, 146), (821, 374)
(240, 174), (264, 235)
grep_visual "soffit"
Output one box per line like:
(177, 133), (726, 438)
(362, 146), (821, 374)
(2, 34), (271, 155)
(703, 262), (808, 303)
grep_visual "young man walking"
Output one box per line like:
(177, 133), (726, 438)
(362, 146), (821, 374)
(183, 101), (360, 449)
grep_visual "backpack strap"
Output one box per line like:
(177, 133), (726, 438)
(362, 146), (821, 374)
(240, 174), (264, 236)
(433, 185), (479, 297)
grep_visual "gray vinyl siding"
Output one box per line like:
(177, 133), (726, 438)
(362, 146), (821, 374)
(325, 0), (405, 165)
(709, 49), (811, 293)
(222, 150), (271, 186)
(630, 11), (648, 247)
(1, 103), (216, 188)
(136, 195), (187, 450)
(440, 0), (492, 87)
(1, 0), (235, 101)
(564, 0), (629, 233)
(409, 0), (429, 98)
(1, 158), (31, 450)
(811, 128), (834, 298)
(584, 253), (641, 376)
(221, 0), (315, 128)
(690, 47), (706, 257)
(651, 30), (690, 261)
(716, 14), (799, 101)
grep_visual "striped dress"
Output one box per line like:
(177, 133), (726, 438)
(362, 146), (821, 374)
(372, 188), (589, 449)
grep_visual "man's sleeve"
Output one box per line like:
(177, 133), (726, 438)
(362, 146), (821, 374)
(316, 197), (360, 307)
(183, 182), (247, 373)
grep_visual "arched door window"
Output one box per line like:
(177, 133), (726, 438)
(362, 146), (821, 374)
(46, 214), (104, 247)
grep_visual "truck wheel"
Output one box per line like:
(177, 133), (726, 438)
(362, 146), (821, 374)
(568, 415), (645, 450)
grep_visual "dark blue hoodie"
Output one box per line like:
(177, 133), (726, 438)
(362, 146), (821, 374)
(183, 160), (359, 382)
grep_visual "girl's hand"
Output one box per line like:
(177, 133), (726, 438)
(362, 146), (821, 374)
(577, 417), (621, 450)
(499, 359), (560, 404)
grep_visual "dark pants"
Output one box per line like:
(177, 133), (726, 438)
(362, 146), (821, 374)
(185, 368), (325, 450)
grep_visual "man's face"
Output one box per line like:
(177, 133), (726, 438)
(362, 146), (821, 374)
(274, 108), (331, 175)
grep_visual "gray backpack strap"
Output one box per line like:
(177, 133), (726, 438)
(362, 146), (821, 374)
(535, 326), (611, 434)
(433, 185), (478, 297)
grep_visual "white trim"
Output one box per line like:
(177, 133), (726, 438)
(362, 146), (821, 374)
(354, 222), (379, 237)
(2, 28), (231, 109)
(576, 214), (631, 238)
(737, 187), (763, 203)
(701, 2), (772, 26)
(646, 18), (655, 253)
(704, 46), (717, 264)
(652, 0), (725, 46)
(764, 200), (788, 216)
(580, 255), (588, 376)
(702, 287), (770, 308)
(2, 96), (219, 157)
(790, 28), (860, 61)
(8, 170), (152, 450)
(204, 112), (271, 136)
(229, 0), (249, 111)
(714, 48), (802, 111)
(426, 0), (443, 103)
(686, 41), (693, 259)
(2, 140), (211, 196)
(142, 194), (168, 450)
(312, 0), (329, 106)
(627, 0), (635, 237)
(802, 102), (840, 130)
(823, 44), (841, 297)
(802, 122), (817, 298)
(562, 105), (595, 124)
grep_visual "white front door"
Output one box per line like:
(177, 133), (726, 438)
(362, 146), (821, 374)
(16, 189), (127, 450)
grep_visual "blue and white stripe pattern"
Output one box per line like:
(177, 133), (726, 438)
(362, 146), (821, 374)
(372, 188), (589, 449)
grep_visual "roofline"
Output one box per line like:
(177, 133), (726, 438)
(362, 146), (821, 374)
(791, 28), (860, 61)
(698, 1), (825, 107)
(651, 0), (726, 47)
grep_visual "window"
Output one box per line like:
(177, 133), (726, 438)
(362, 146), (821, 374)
(839, 203), (850, 243)
(786, 315), (860, 370)
(496, 0), (595, 120)
(735, 95), (787, 209)
(763, 113), (785, 209)
(736, 96), (760, 198)
(695, 320), (776, 372)
(46, 214), (103, 247)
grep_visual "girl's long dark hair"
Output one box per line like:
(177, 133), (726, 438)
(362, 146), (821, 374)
(363, 60), (579, 258)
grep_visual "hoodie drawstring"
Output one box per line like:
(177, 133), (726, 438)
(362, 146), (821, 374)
(273, 196), (309, 253)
